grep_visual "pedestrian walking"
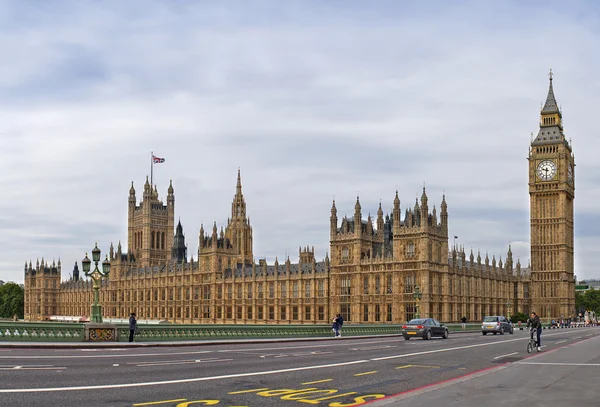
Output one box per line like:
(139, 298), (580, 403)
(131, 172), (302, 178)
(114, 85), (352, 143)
(129, 312), (137, 342)
(332, 315), (339, 337)
(461, 316), (467, 331)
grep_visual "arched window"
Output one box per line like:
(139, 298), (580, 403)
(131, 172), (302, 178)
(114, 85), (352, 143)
(406, 241), (415, 258)
(161, 232), (165, 249)
(151, 231), (155, 249)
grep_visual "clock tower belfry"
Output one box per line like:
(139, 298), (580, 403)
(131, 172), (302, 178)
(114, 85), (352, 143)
(528, 71), (575, 320)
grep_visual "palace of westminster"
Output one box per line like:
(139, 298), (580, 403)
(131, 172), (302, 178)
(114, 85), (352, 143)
(24, 74), (576, 324)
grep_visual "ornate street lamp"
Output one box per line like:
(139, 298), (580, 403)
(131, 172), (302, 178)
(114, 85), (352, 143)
(413, 284), (423, 319)
(82, 243), (111, 323)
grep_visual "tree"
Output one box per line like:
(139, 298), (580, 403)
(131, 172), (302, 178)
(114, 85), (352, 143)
(0, 283), (24, 319)
(576, 290), (600, 316)
(510, 312), (528, 323)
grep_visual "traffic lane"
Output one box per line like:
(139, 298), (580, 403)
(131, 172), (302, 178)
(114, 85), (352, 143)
(2, 330), (598, 407)
(0, 333), (503, 390)
(0, 328), (594, 390)
(4, 331), (587, 407)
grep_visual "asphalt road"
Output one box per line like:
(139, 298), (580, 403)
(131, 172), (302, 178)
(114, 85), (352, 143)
(0, 327), (598, 407)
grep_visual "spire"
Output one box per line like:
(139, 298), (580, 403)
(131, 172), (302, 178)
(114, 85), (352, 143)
(541, 69), (559, 114)
(354, 196), (361, 215)
(168, 179), (174, 195)
(533, 70), (565, 145)
(129, 181), (135, 196)
(236, 167), (242, 195)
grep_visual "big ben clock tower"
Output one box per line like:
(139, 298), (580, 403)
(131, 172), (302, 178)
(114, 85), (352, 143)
(529, 70), (575, 320)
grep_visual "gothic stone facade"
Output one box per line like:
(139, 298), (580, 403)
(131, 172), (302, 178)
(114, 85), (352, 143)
(24, 75), (574, 323)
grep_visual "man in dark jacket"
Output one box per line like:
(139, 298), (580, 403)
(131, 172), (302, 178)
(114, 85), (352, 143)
(129, 312), (137, 342)
(528, 312), (542, 351)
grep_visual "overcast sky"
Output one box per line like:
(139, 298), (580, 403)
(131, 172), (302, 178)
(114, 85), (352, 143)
(1, 0), (599, 284)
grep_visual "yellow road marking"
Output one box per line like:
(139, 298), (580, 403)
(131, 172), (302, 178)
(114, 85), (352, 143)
(354, 371), (377, 376)
(395, 364), (440, 369)
(228, 388), (269, 394)
(133, 399), (187, 406)
(301, 379), (333, 385)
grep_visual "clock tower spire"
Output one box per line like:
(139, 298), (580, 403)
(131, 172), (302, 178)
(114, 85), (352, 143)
(528, 71), (575, 320)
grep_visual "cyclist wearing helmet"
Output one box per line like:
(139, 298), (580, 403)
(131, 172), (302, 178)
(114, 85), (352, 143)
(528, 312), (542, 351)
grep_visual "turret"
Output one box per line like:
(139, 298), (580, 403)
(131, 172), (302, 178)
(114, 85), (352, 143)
(367, 214), (373, 235)
(199, 224), (205, 248)
(73, 261), (80, 281)
(354, 196), (362, 237)
(506, 245), (513, 271)
(376, 201), (384, 234)
(440, 194), (448, 229)
(212, 222), (218, 245)
(393, 191), (400, 232)
(420, 186), (428, 229)
(143, 176), (151, 198)
(167, 179), (174, 206)
(330, 199), (338, 239)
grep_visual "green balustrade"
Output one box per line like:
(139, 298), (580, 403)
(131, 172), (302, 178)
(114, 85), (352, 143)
(1, 321), (479, 343)
(0, 322), (85, 342)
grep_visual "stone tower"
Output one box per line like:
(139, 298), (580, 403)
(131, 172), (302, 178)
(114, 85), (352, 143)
(528, 71), (575, 319)
(24, 259), (61, 321)
(127, 177), (175, 267)
(172, 219), (188, 263)
(224, 169), (253, 262)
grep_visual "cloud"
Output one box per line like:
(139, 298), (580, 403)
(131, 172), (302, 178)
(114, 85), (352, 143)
(1, 0), (599, 283)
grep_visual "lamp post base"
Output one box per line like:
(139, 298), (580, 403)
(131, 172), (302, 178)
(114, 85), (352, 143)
(91, 304), (103, 323)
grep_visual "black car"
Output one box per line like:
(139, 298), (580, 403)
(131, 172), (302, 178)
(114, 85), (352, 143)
(401, 318), (449, 340)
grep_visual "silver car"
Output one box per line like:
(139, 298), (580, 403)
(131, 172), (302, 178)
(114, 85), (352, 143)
(481, 315), (514, 335)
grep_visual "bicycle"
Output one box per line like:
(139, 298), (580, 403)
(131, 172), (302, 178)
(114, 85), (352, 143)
(527, 328), (540, 353)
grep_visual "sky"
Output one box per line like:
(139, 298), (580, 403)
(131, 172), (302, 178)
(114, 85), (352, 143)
(1, 0), (599, 284)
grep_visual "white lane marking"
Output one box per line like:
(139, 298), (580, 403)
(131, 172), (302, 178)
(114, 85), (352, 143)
(555, 340), (566, 344)
(135, 358), (234, 367)
(0, 360), (369, 393)
(113, 364), (119, 367)
(0, 366), (65, 370)
(351, 346), (397, 351)
(515, 362), (600, 367)
(370, 330), (588, 361)
(493, 352), (519, 360)
(0, 350), (213, 360)
(261, 351), (333, 359)
(126, 357), (223, 365)
(573, 336), (582, 339)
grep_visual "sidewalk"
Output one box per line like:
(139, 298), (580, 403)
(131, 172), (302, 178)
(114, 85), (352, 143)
(369, 334), (600, 407)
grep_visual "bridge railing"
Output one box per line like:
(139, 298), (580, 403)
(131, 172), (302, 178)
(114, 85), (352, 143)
(0, 322), (85, 342)
(0, 321), (532, 342)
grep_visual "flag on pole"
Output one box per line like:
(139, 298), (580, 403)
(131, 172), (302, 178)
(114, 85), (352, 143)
(152, 155), (165, 164)
(454, 235), (458, 239)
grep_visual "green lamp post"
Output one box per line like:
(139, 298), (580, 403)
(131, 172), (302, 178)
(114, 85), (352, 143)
(81, 243), (111, 323)
(413, 284), (423, 319)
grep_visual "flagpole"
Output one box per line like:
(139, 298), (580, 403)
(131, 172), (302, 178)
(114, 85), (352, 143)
(150, 151), (153, 186)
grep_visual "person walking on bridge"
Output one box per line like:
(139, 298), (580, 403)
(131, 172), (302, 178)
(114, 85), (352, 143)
(528, 312), (542, 351)
(129, 312), (137, 342)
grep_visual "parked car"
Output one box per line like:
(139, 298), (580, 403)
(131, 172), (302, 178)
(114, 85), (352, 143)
(481, 315), (513, 335)
(402, 318), (449, 340)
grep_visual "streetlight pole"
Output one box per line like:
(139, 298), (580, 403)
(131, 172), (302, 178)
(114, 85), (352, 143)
(506, 300), (511, 321)
(81, 243), (111, 323)
(413, 284), (423, 319)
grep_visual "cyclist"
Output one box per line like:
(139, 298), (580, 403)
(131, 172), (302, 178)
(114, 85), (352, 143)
(527, 311), (542, 351)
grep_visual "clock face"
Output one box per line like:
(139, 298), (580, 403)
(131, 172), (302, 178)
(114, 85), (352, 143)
(568, 163), (574, 184)
(537, 160), (556, 181)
